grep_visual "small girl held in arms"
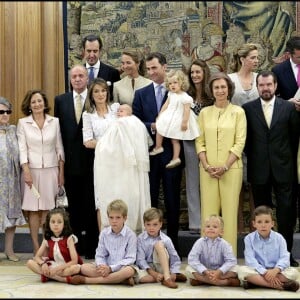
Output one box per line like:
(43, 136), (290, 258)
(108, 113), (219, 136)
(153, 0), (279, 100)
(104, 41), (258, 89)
(150, 69), (200, 168)
(26, 208), (83, 283)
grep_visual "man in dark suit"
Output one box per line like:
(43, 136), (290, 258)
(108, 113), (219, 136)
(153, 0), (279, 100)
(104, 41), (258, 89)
(132, 52), (183, 254)
(271, 36), (300, 102)
(272, 36), (300, 254)
(54, 64), (99, 259)
(82, 34), (120, 101)
(243, 70), (300, 267)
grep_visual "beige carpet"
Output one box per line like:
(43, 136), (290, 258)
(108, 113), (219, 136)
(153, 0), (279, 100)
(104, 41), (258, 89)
(0, 254), (300, 298)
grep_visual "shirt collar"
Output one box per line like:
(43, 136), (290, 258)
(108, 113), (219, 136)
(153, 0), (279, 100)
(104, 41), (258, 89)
(260, 96), (275, 107)
(86, 60), (100, 70)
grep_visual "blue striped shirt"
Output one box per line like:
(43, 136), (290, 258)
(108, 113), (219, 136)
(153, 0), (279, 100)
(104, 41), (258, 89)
(187, 237), (237, 274)
(244, 230), (290, 274)
(95, 225), (137, 272)
(136, 230), (181, 273)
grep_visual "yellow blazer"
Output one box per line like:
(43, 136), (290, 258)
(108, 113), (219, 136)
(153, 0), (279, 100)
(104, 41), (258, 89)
(195, 103), (246, 168)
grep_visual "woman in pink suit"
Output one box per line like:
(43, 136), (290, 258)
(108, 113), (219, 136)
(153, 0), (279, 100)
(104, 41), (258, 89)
(17, 90), (65, 255)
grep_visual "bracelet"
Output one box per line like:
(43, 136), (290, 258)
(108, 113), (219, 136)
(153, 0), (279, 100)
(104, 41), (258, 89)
(223, 165), (229, 172)
(205, 165), (211, 171)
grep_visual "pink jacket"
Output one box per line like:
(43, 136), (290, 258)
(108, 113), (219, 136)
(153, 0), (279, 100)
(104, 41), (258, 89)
(17, 114), (65, 168)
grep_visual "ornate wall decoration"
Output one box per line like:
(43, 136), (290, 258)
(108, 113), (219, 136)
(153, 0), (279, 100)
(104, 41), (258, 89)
(67, 1), (297, 75)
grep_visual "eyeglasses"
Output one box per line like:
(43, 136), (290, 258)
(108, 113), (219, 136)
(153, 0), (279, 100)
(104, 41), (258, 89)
(0, 110), (12, 115)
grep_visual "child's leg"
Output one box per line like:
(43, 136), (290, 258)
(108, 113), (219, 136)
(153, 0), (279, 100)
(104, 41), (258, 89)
(171, 139), (180, 160)
(155, 133), (163, 150)
(149, 133), (164, 155)
(26, 259), (42, 275)
(77, 266), (135, 284)
(153, 241), (172, 280)
(246, 274), (283, 290)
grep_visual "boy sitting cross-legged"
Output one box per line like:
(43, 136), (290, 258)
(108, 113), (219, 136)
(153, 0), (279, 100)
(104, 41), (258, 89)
(69, 199), (137, 286)
(238, 205), (299, 292)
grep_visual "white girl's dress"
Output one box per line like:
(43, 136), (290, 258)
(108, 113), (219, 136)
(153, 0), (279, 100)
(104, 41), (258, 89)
(156, 91), (200, 140)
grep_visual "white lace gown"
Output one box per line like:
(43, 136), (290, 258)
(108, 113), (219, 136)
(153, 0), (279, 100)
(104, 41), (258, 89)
(156, 91), (200, 140)
(94, 115), (152, 234)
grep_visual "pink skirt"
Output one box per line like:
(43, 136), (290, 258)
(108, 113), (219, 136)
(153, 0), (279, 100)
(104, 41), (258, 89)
(21, 167), (58, 211)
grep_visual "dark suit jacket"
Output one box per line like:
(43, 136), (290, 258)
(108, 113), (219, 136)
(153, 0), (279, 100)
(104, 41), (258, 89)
(272, 59), (298, 100)
(85, 61), (120, 101)
(54, 92), (90, 175)
(243, 97), (300, 184)
(132, 82), (163, 140)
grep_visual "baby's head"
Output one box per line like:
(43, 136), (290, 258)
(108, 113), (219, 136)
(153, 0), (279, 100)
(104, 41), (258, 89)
(117, 104), (132, 117)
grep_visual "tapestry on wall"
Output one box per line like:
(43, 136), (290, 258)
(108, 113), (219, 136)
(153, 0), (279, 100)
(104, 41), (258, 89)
(66, 1), (296, 76)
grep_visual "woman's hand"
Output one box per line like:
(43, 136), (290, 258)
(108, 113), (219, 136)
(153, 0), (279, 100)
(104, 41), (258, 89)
(23, 169), (33, 188)
(84, 139), (97, 149)
(207, 166), (227, 179)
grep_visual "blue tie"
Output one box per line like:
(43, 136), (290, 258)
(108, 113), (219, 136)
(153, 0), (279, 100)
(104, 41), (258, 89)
(88, 67), (94, 84)
(156, 85), (164, 112)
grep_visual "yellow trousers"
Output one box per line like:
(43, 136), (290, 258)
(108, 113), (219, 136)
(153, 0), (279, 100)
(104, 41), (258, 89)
(200, 167), (243, 256)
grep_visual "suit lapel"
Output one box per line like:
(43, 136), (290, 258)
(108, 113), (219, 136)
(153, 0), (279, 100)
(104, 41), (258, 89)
(269, 98), (281, 129)
(253, 100), (268, 128)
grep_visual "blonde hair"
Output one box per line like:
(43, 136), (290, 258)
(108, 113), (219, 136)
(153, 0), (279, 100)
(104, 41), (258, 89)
(204, 214), (224, 230)
(143, 207), (163, 223)
(107, 199), (128, 217)
(229, 43), (258, 72)
(165, 69), (190, 92)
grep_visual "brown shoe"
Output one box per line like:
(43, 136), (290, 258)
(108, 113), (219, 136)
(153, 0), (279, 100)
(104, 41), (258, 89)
(162, 278), (178, 289)
(175, 273), (187, 282)
(227, 278), (241, 287)
(190, 278), (202, 286)
(283, 280), (300, 292)
(242, 280), (257, 289)
(122, 277), (135, 286)
(69, 275), (86, 285)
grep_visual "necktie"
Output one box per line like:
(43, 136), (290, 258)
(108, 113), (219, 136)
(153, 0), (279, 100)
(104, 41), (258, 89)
(75, 94), (82, 123)
(263, 102), (272, 128)
(88, 67), (94, 84)
(156, 85), (164, 112)
(297, 65), (300, 87)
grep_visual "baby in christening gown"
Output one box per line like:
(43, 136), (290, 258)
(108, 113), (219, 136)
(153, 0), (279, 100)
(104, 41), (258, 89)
(94, 104), (152, 234)
(150, 69), (200, 168)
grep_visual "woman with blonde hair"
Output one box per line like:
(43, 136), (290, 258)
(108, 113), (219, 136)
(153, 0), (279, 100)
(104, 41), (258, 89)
(228, 43), (259, 233)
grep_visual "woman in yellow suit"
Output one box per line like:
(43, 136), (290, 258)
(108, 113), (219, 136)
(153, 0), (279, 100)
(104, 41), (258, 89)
(195, 72), (246, 255)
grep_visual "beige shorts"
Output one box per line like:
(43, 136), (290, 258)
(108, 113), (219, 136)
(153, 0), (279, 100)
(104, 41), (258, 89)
(185, 264), (239, 279)
(135, 248), (169, 282)
(238, 265), (299, 281)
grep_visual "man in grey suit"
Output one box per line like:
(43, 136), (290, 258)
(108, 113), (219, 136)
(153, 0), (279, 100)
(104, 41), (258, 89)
(82, 34), (120, 101)
(243, 70), (300, 266)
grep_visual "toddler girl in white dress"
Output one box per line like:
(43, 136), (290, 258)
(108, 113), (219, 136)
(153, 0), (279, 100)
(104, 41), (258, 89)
(150, 69), (200, 168)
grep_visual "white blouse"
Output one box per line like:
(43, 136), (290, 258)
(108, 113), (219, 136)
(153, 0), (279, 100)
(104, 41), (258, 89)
(82, 103), (119, 143)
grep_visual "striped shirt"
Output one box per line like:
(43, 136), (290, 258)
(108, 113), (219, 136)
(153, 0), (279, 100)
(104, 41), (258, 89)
(95, 225), (137, 272)
(187, 236), (237, 274)
(136, 230), (181, 273)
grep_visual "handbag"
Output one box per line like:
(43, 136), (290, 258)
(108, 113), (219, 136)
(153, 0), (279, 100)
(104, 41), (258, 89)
(55, 186), (68, 208)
